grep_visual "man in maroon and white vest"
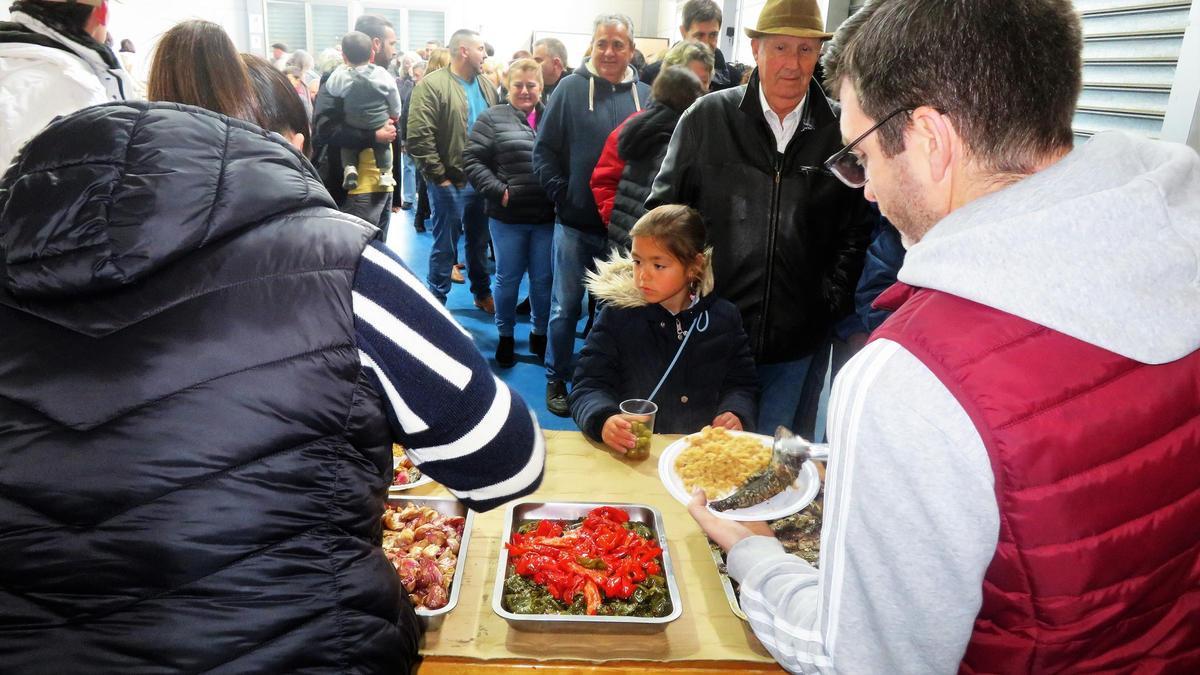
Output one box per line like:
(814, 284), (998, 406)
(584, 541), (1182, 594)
(689, 0), (1200, 672)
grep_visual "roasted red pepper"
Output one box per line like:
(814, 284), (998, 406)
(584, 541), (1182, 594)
(507, 507), (663, 614)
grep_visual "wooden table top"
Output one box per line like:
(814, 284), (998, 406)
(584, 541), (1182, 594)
(400, 430), (785, 673)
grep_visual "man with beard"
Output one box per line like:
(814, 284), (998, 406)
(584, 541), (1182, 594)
(690, 0), (1200, 671)
(314, 13), (399, 234)
(407, 28), (498, 310)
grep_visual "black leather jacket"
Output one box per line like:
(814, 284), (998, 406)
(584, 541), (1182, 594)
(648, 72), (872, 363)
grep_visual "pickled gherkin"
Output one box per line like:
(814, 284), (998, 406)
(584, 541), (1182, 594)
(626, 419), (652, 460)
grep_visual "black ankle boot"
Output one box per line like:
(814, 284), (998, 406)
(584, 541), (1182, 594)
(495, 336), (515, 368)
(529, 333), (547, 361)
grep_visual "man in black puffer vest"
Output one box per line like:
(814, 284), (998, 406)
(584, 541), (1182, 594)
(0, 101), (543, 672)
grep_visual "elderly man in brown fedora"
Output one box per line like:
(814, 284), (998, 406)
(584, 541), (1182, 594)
(648, 0), (872, 437)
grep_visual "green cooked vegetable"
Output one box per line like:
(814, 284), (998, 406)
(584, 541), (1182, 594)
(576, 556), (608, 570)
(622, 520), (654, 540)
(502, 573), (673, 618)
(502, 573), (568, 615)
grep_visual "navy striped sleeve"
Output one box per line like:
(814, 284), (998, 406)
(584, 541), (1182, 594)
(352, 240), (544, 512)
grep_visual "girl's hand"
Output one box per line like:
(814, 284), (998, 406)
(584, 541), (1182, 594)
(601, 415), (635, 454)
(712, 412), (743, 431)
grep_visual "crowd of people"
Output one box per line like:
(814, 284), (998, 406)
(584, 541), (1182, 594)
(0, 0), (1196, 672)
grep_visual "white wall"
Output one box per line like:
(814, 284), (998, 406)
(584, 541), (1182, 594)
(2, 2), (678, 68)
(1, 1), (250, 81)
(439, 0), (657, 62)
(107, 0), (251, 67)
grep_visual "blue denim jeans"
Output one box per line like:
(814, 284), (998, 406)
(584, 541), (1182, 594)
(756, 354), (816, 437)
(545, 222), (607, 383)
(427, 182), (490, 301)
(489, 218), (553, 337)
(400, 152), (416, 205)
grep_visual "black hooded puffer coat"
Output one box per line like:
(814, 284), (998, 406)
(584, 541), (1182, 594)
(607, 104), (684, 249)
(0, 101), (420, 672)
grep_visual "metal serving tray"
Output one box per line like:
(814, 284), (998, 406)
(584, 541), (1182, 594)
(384, 495), (474, 631)
(707, 541), (749, 622)
(491, 501), (683, 633)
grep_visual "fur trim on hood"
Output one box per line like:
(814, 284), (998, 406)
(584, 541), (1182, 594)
(585, 248), (716, 309)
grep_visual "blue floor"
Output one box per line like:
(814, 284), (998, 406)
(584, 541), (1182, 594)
(382, 207), (580, 431)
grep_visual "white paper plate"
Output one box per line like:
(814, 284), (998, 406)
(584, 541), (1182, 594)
(658, 430), (820, 521)
(389, 455), (434, 492)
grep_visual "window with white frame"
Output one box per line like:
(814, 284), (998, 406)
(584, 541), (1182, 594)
(264, 1), (445, 56)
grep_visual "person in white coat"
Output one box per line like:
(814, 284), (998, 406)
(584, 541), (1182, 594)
(0, 0), (131, 172)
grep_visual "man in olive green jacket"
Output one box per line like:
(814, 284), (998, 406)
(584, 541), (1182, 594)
(407, 28), (499, 308)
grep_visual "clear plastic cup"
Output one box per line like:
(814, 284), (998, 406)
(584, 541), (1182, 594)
(619, 398), (657, 460)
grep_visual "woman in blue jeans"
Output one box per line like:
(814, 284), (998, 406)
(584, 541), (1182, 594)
(464, 59), (556, 366)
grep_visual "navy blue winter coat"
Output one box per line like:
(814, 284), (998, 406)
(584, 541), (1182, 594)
(533, 60), (649, 234)
(569, 255), (758, 439)
(856, 212), (907, 333)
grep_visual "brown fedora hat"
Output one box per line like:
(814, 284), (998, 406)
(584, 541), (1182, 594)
(744, 0), (833, 40)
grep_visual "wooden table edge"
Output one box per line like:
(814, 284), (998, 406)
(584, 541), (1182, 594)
(417, 655), (786, 673)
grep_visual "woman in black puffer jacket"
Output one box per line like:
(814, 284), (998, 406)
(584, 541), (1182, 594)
(464, 58), (557, 367)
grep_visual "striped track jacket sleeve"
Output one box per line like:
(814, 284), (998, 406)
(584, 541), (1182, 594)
(352, 240), (545, 512)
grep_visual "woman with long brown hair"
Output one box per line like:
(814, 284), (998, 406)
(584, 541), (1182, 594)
(147, 19), (260, 125)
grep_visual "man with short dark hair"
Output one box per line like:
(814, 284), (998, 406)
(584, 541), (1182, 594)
(418, 39), (440, 60)
(0, 0), (132, 172)
(531, 37), (570, 101)
(689, 0), (1200, 671)
(649, 0), (872, 435)
(640, 0), (742, 91)
(533, 14), (650, 416)
(314, 14), (399, 236)
(407, 28), (497, 310)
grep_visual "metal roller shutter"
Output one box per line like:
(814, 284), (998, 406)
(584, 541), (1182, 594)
(311, 4), (349, 54)
(1073, 0), (1191, 143)
(362, 7), (405, 49)
(266, 1), (307, 54)
(408, 10), (446, 51)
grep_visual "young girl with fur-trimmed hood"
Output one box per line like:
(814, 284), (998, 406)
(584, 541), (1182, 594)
(569, 205), (758, 454)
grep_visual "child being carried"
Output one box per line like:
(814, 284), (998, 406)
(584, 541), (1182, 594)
(326, 31), (401, 190)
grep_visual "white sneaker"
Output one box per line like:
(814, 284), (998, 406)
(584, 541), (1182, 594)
(378, 172), (397, 188)
(342, 165), (359, 190)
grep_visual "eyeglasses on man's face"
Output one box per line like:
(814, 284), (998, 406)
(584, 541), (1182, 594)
(824, 107), (912, 188)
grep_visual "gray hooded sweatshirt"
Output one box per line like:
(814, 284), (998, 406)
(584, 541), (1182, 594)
(725, 131), (1200, 673)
